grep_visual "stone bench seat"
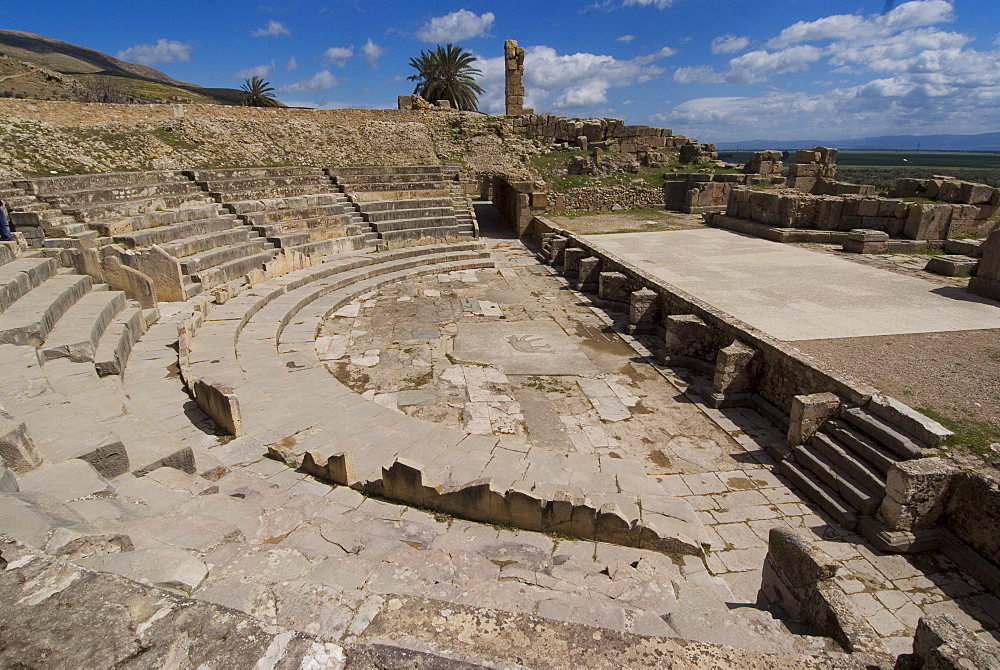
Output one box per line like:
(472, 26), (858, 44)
(0, 273), (92, 346)
(379, 226), (462, 247)
(363, 206), (456, 223)
(66, 192), (216, 223)
(39, 288), (126, 363)
(0, 257), (59, 314)
(355, 197), (455, 213)
(184, 166), (327, 181)
(212, 185), (335, 202)
(339, 181), (449, 193)
(16, 170), (191, 194)
(223, 193), (346, 215)
(336, 173), (447, 186)
(190, 248), (281, 292)
(91, 204), (229, 238)
(157, 226), (261, 260)
(330, 165), (446, 176)
(368, 216), (460, 233)
(39, 180), (208, 208)
(113, 213), (242, 249)
(94, 305), (149, 377)
(201, 175), (335, 193)
(280, 234), (371, 258)
(178, 239), (274, 276)
(242, 203), (352, 227)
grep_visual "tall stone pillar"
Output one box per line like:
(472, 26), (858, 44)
(504, 40), (525, 117)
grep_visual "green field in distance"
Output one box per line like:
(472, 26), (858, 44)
(717, 150), (1000, 169)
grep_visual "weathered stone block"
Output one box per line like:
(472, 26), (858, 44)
(192, 377), (242, 436)
(905, 614), (1000, 670)
(843, 229), (890, 254)
(562, 247), (587, 277)
(663, 314), (717, 361)
(0, 411), (41, 474)
(576, 257), (601, 292)
(879, 457), (955, 531)
(598, 272), (630, 303)
(710, 339), (756, 401)
(787, 392), (841, 447)
(903, 204), (951, 240)
(629, 288), (658, 327)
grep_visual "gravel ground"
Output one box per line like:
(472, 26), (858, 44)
(794, 329), (1000, 442)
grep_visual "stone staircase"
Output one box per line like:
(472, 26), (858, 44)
(330, 165), (476, 248)
(780, 404), (931, 532)
(184, 167), (376, 256)
(0, 239), (196, 483)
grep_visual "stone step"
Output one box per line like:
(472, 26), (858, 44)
(0, 257), (59, 314)
(0, 274), (92, 346)
(363, 206), (455, 223)
(200, 175), (333, 193)
(184, 166), (325, 181)
(40, 289), (127, 363)
(260, 214), (351, 235)
(810, 431), (886, 494)
(355, 198), (454, 213)
(94, 305), (146, 377)
(369, 216), (460, 233)
(224, 193), (344, 215)
(269, 231), (312, 248)
(66, 193), (216, 223)
(843, 407), (926, 460)
(823, 420), (900, 476)
(212, 185), (330, 202)
(113, 214), (241, 249)
(158, 226), (258, 259)
(779, 458), (858, 530)
(242, 204), (348, 226)
(330, 165), (445, 176)
(39, 180), (207, 208)
(180, 239), (275, 275)
(792, 443), (881, 516)
(191, 248), (279, 290)
(285, 234), (371, 257)
(17, 170), (190, 195)
(380, 226), (462, 248)
(90, 204), (227, 237)
(337, 173), (446, 186)
(340, 181), (447, 193)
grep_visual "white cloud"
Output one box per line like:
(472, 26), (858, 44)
(617, 35), (635, 43)
(726, 45), (824, 84)
(416, 10), (494, 43)
(235, 64), (273, 79)
(362, 39), (385, 68)
(711, 34), (750, 55)
(116, 39), (191, 66)
(279, 70), (341, 93)
(252, 20), (290, 37)
(767, 0), (954, 48)
(672, 65), (724, 84)
(286, 57), (299, 71)
(322, 46), (354, 67)
(623, 0), (674, 8)
(475, 44), (676, 113)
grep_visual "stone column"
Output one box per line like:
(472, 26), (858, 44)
(504, 40), (525, 117)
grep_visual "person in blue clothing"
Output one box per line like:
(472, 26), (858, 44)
(0, 199), (11, 241)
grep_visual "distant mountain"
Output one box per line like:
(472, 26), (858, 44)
(715, 133), (1000, 152)
(0, 29), (252, 105)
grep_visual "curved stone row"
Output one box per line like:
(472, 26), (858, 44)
(173, 241), (712, 556)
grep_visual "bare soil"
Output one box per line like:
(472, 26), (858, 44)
(794, 328), (1000, 434)
(546, 209), (705, 235)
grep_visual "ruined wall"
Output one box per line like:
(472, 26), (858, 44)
(723, 177), (1000, 240)
(553, 185), (663, 212)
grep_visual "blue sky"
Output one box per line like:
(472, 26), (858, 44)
(5, 1), (999, 142)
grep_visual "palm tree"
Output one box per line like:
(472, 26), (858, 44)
(241, 76), (280, 107)
(408, 44), (484, 112)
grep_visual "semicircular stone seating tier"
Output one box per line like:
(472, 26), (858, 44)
(179, 242), (710, 556)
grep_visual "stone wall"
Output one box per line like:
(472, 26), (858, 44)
(889, 177), (1000, 238)
(787, 147), (838, 192)
(553, 185), (663, 212)
(969, 227), (1000, 300)
(510, 114), (709, 167)
(721, 179), (1000, 241)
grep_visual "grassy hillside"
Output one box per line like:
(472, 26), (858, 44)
(0, 29), (254, 106)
